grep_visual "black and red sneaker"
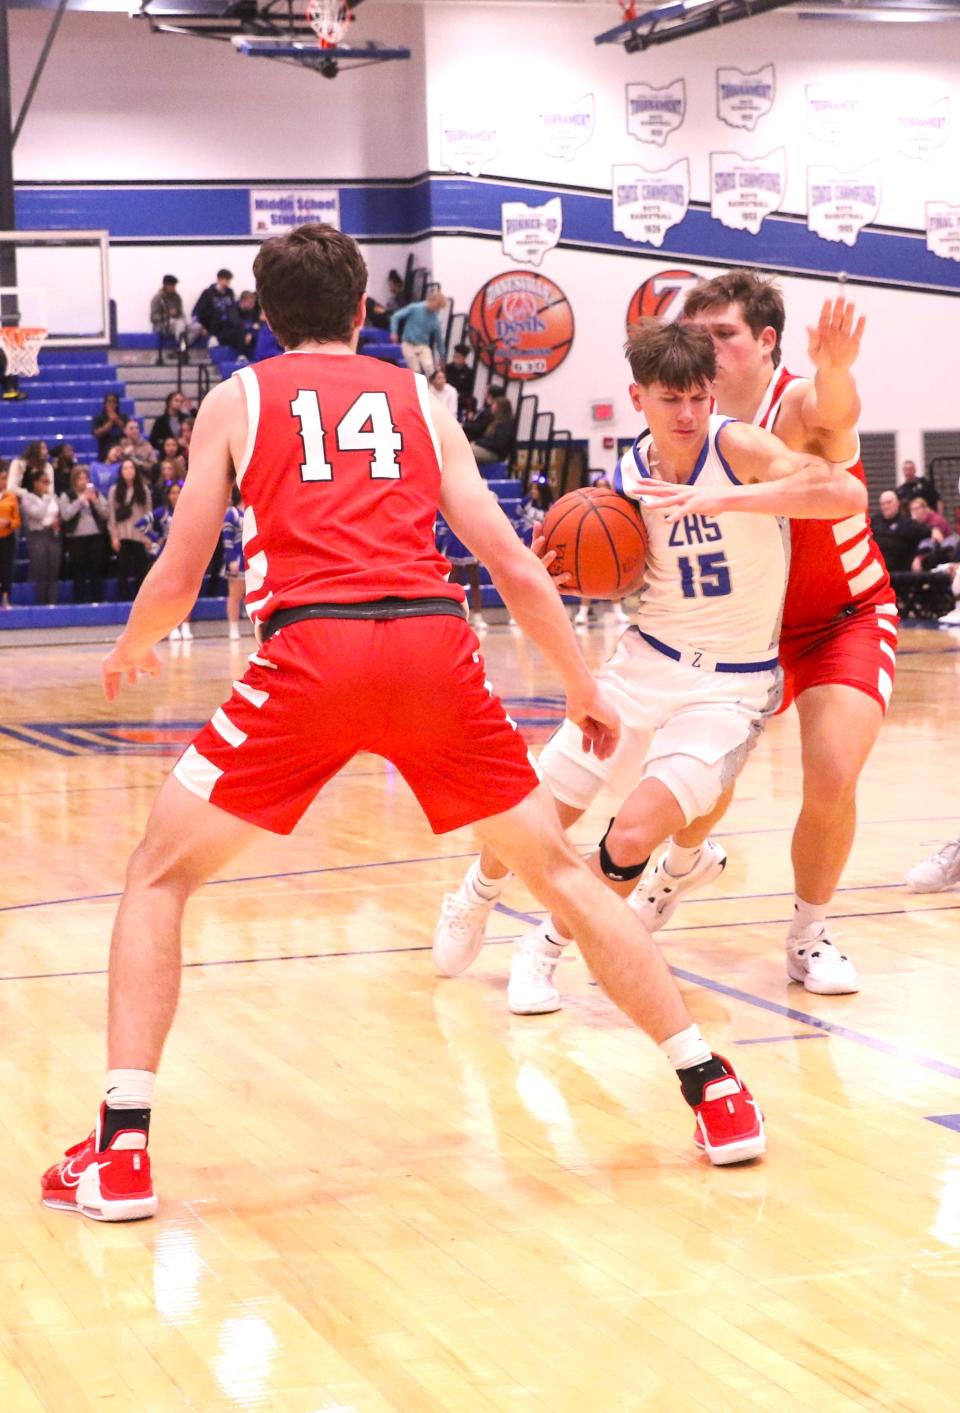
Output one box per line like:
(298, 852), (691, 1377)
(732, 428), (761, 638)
(685, 1054), (765, 1166)
(41, 1104), (157, 1221)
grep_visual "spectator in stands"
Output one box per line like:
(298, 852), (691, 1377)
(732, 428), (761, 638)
(470, 396), (516, 466)
(120, 418), (158, 470)
(89, 443), (124, 494)
(223, 487), (244, 642)
(8, 439), (54, 494)
(20, 467), (61, 605)
(444, 343), (476, 413)
(384, 269), (404, 311)
(149, 275), (200, 363)
(428, 368), (458, 417)
(192, 268), (237, 346)
(364, 295), (391, 331)
(908, 496), (957, 569)
(462, 386), (503, 442)
(389, 289), (446, 375)
(873, 490), (925, 573)
(52, 443), (78, 496)
(60, 466), (108, 604)
(108, 458), (152, 601)
(92, 393), (126, 461)
(179, 417), (195, 465)
(0, 460), (20, 609)
(896, 459), (941, 513)
(149, 391), (192, 452)
(229, 290), (262, 358)
(159, 437), (188, 483)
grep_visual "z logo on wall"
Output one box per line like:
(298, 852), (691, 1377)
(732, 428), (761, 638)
(613, 161), (690, 248)
(626, 269), (701, 327)
(716, 65), (775, 132)
(467, 271), (574, 382)
(501, 198), (563, 268)
(626, 80), (686, 148)
(710, 150), (786, 234)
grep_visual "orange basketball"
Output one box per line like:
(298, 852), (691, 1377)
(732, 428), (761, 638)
(540, 487), (647, 599)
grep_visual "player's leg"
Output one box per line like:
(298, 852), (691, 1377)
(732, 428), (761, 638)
(476, 787), (765, 1165)
(630, 785), (734, 933)
(785, 682), (882, 993)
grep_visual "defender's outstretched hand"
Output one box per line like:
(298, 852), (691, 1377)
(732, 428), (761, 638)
(807, 297), (865, 374)
(102, 642), (163, 701)
(636, 477), (729, 523)
(565, 681), (621, 760)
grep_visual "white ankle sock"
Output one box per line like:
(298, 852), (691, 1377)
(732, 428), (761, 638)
(105, 1069), (156, 1109)
(664, 841), (703, 877)
(543, 919), (573, 949)
(659, 1024), (712, 1072)
(464, 860), (510, 903)
(792, 897), (829, 933)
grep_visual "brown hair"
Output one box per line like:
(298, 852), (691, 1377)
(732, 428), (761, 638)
(682, 269), (785, 367)
(69, 465), (91, 495)
(253, 223), (368, 348)
(625, 319), (715, 389)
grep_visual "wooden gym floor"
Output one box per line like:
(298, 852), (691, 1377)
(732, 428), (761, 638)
(1, 620), (959, 1412)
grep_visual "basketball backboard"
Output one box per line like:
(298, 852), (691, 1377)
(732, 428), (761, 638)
(0, 230), (111, 348)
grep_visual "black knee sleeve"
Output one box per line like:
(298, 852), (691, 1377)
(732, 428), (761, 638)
(598, 819), (649, 883)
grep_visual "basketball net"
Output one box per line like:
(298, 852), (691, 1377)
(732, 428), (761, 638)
(306, 0), (354, 48)
(619, 0), (639, 18)
(0, 326), (47, 378)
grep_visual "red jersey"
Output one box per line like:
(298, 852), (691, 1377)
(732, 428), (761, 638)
(234, 352), (463, 628)
(755, 367), (891, 634)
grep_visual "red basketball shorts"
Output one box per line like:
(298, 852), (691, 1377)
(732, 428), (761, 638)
(173, 616), (539, 834)
(778, 600), (899, 715)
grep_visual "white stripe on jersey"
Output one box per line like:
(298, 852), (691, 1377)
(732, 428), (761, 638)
(614, 414), (789, 665)
(414, 373), (443, 470)
(233, 366), (261, 487)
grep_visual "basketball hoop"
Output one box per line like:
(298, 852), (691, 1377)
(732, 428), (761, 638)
(619, 0), (639, 18)
(306, 0), (354, 49)
(0, 326), (47, 378)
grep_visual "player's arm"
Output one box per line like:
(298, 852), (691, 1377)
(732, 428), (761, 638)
(433, 402), (619, 757)
(101, 379), (239, 700)
(641, 421), (866, 522)
(793, 296), (864, 437)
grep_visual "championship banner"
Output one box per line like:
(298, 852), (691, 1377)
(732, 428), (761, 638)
(439, 116), (500, 177)
(806, 84), (865, 146)
(501, 198), (563, 268)
(536, 94), (595, 161)
(807, 165), (880, 247)
(895, 96), (949, 161)
(710, 150), (786, 235)
(467, 271), (574, 382)
(612, 161), (690, 249)
(626, 80), (686, 148)
(626, 269), (701, 327)
(926, 202), (960, 262)
(249, 189), (340, 235)
(716, 66), (775, 132)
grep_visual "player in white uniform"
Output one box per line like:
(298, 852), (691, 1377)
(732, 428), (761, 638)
(433, 319), (866, 1014)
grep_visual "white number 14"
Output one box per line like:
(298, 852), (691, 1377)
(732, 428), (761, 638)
(291, 389), (403, 482)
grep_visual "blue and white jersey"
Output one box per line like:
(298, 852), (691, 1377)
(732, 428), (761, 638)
(614, 414), (789, 670)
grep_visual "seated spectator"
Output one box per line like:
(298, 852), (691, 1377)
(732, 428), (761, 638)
(872, 490), (925, 573)
(896, 459), (941, 513)
(364, 295), (391, 331)
(0, 460), (20, 609)
(52, 443), (78, 496)
(459, 394), (479, 428)
(149, 275), (201, 362)
(908, 496), (958, 570)
(389, 289), (446, 375)
(384, 269), (405, 311)
(192, 268), (237, 346)
(120, 418), (158, 469)
(92, 393), (126, 461)
(428, 368), (458, 417)
(19, 467), (61, 605)
(107, 458), (152, 601)
(60, 466), (108, 604)
(149, 391), (193, 452)
(179, 417), (195, 464)
(444, 343), (476, 412)
(8, 439), (54, 494)
(470, 397), (516, 466)
(230, 290), (262, 357)
(89, 443), (124, 494)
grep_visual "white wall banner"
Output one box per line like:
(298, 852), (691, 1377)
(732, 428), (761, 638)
(806, 83), (865, 147)
(536, 94), (595, 161)
(612, 161), (690, 249)
(249, 189), (340, 236)
(626, 80), (686, 148)
(807, 164), (880, 247)
(710, 150), (786, 235)
(716, 66), (775, 132)
(894, 96), (950, 161)
(439, 116), (500, 177)
(926, 202), (960, 262)
(501, 198), (563, 267)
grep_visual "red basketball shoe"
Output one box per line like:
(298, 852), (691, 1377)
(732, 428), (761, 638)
(41, 1105), (157, 1221)
(688, 1055), (765, 1166)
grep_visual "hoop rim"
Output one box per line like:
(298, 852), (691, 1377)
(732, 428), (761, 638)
(0, 326), (48, 340)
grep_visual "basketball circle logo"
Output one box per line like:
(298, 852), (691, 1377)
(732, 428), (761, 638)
(626, 268), (701, 328)
(467, 271), (574, 381)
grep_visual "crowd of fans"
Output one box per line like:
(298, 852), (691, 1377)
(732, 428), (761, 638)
(872, 459), (960, 624)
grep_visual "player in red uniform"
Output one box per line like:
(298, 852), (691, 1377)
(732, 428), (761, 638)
(40, 227), (768, 1221)
(634, 271), (893, 995)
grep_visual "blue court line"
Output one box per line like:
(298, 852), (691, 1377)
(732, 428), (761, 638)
(927, 1114), (960, 1133)
(495, 899), (960, 933)
(734, 1034), (830, 1045)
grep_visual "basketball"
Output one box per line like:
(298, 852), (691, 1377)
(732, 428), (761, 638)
(540, 487), (647, 599)
(467, 270), (574, 381)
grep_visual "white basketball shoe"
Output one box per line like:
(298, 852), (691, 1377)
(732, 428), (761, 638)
(906, 837), (960, 892)
(628, 841), (727, 932)
(432, 887), (495, 976)
(785, 923), (860, 995)
(508, 927), (565, 1014)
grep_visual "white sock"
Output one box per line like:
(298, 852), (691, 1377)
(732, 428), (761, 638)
(659, 1024), (712, 1072)
(105, 1069), (156, 1109)
(792, 897), (829, 934)
(464, 859), (511, 903)
(543, 919), (573, 949)
(664, 841), (703, 877)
